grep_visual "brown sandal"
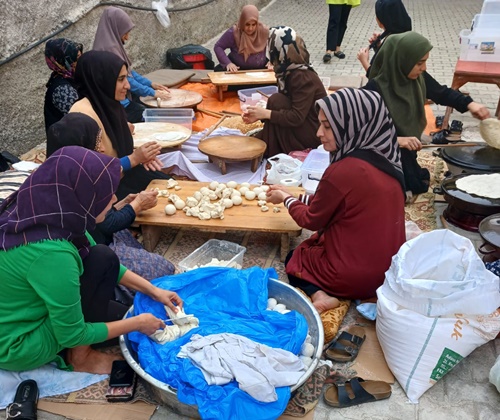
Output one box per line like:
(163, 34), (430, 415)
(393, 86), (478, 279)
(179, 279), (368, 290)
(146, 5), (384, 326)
(325, 326), (366, 362)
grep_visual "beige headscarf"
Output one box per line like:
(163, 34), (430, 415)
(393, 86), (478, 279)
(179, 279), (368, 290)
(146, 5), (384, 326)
(233, 5), (269, 61)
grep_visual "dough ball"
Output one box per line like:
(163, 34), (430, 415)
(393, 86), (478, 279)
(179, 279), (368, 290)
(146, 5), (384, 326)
(174, 199), (185, 210)
(299, 355), (313, 367)
(257, 192), (267, 201)
(231, 190), (241, 197)
(231, 195), (243, 206)
(253, 187), (263, 195)
(209, 181), (219, 190)
(164, 204), (177, 215)
(273, 303), (287, 313)
(222, 198), (233, 208)
(239, 186), (249, 195)
(261, 185), (270, 192)
(300, 342), (315, 358)
(194, 191), (202, 201)
(245, 191), (256, 200)
(305, 334), (312, 344)
(240, 182), (251, 188)
(227, 181), (238, 189)
(267, 298), (278, 309)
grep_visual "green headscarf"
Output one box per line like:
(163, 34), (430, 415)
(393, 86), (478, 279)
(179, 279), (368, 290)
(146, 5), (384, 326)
(369, 31), (433, 138)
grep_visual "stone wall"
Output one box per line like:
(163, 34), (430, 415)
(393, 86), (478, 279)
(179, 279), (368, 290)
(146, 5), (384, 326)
(0, 0), (271, 156)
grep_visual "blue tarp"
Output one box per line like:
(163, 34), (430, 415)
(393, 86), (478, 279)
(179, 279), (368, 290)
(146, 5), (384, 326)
(128, 266), (308, 420)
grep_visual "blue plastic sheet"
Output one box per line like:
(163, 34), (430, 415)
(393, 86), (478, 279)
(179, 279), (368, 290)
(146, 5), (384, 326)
(128, 266), (308, 420)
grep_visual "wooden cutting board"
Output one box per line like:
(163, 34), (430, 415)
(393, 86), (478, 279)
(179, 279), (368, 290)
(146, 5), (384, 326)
(133, 122), (191, 148)
(140, 89), (203, 108)
(208, 70), (276, 86)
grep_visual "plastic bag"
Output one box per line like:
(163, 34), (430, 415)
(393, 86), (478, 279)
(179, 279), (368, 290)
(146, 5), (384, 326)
(377, 230), (500, 403)
(152, 0), (170, 28)
(490, 355), (500, 393)
(266, 153), (302, 185)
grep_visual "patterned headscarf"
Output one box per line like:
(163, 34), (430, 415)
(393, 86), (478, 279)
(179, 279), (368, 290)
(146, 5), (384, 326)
(0, 146), (120, 258)
(267, 26), (313, 93)
(75, 50), (133, 157)
(93, 6), (134, 68)
(46, 113), (102, 157)
(44, 38), (83, 80)
(233, 5), (269, 61)
(316, 88), (405, 192)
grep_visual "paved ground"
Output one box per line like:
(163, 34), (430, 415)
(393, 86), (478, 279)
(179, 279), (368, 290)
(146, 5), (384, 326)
(4, 1), (499, 419)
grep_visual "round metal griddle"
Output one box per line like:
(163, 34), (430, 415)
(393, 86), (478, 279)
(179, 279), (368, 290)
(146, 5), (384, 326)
(440, 173), (500, 232)
(440, 144), (500, 174)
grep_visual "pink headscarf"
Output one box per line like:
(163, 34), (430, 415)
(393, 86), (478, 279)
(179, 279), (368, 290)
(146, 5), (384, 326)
(232, 5), (269, 61)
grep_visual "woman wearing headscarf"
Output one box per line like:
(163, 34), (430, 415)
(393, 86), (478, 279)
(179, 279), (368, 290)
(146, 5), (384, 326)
(364, 32), (490, 195)
(70, 50), (172, 200)
(242, 26), (325, 156)
(214, 5), (271, 72)
(93, 6), (170, 123)
(44, 38), (83, 133)
(0, 146), (182, 373)
(266, 88), (406, 312)
(47, 113), (175, 282)
(357, 0), (412, 76)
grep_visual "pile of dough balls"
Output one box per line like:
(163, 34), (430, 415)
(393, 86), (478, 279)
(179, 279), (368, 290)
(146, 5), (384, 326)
(188, 257), (242, 270)
(267, 297), (315, 367)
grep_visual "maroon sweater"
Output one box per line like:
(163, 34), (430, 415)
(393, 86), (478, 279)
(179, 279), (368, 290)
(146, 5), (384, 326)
(285, 157), (405, 299)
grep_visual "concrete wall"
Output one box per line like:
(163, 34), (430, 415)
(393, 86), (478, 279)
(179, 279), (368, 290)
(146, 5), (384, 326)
(0, 0), (271, 156)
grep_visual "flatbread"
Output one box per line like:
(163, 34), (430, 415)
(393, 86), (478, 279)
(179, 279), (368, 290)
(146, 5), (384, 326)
(455, 173), (500, 199)
(245, 72), (267, 77)
(154, 132), (186, 142)
(479, 118), (500, 150)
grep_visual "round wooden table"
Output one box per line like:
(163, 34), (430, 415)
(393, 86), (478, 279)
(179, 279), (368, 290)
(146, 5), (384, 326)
(140, 89), (203, 109)
(197, 135), (267, 174)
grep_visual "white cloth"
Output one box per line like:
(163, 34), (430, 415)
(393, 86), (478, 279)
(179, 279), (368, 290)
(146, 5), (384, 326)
(158, 128), (267, 184)
(0, 364), (106, 409)
(178, 333), (306, 402)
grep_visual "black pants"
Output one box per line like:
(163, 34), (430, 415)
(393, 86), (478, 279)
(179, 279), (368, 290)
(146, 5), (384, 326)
(326, 4), (352, 51)
(285, 250), (321, 297)
(80, 245), (129, 323)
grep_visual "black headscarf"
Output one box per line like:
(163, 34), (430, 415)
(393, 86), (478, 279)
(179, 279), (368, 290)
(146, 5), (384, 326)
(370, 0), (412, 50)
(46, 113), (101, 157)
(74, 50), (133, 157)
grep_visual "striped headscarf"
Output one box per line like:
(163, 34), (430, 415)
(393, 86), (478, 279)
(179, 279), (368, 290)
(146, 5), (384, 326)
(316, 88), (405, 192)
(0, 146), (120, 258)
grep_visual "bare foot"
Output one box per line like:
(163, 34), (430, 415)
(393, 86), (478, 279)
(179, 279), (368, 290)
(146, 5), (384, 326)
(311, 290), (340, 313)
(67, 346), (122, 374)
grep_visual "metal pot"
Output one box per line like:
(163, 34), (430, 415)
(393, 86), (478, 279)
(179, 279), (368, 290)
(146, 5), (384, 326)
(438, 144), (500, 176)
(119, 279), (324, 418)
(478, 213), (500, 262)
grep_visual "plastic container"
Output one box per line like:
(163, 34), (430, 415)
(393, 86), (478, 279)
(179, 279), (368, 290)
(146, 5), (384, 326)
(238, 86), (278, 111)
(481, 0), (500, 15)
(178, 239), (246, 272)
(300, 148), (330, 194)
(459, 28), (500, 62)
(142, 108), (194, 130)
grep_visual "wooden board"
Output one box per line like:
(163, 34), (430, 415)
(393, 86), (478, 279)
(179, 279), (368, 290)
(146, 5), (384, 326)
(198, 135), (266, 160)
(132, 122), (191, 148)
(208, 71), (276, 86)
(140, 89), (203, 108)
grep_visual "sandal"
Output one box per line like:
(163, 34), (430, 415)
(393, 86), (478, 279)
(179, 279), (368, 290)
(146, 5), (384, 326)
(323, 377), (392, 407)
(6, 380), (39, 420)
(323, 53), (332, 63)
(449, 120), (463, 134)
(333, 51), (346, 59)
(325, 326), (366, 362)
(435, 115), (444, 128)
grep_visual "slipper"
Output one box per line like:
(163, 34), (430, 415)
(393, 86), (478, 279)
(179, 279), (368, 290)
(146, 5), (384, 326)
(325, 326), (366, 362)
(449, 120), (463, 134)
(323, 53), (332, 63)
(323, 377), (392, 407)
(333, 51), (346, 59)
(6, 379), (39, 420)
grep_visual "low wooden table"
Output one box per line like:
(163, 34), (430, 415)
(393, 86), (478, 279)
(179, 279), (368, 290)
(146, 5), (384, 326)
(135, 180), (303, 261)
(197, 135), (267, 174)
(208, 70), (276, 101)
(140, 89), (203, 109)
(443, 60), (500, 128)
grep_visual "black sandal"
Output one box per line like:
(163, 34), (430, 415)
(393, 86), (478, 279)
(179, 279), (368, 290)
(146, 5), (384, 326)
(323, 53), (332, 63)
(435, 115), (444, 128)
(325, 326), (366, 362)
(333, 51), (346, 59)
(323, 377), (392, 407)
(449, 120), (463, 134)
(6, 380), (39, 420)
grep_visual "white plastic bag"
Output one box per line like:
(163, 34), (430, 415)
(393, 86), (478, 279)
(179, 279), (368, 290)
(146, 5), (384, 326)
(152, 0), (170, 28)
(376, 229), (500, 403)
(490, 355), (500, 393)
(266, 153), (302, 185)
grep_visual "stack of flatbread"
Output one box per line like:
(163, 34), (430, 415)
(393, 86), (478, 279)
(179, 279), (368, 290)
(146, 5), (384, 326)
(479, 118), (500, 150)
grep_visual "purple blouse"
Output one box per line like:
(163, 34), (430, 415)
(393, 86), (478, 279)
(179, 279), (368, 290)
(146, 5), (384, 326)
(214, 27), (268, 70)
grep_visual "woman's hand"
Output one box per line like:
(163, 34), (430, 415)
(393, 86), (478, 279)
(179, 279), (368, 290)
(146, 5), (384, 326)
(134, 313), (166, 336)
(152, 288), (183, 312)
(142, 157), (163, 172)
(154, 90), (171, 100)
(266, 185), (291, 204)
(226, 63), (239, 73)
(131, 141), (161, 166)
(357, 47), (370, 70)
(368, 32), (381, 45)
(398, 136), (422, 151)
(129, 190), (158, 214)
(152, 83), (170, 93)
(266, 61), (274, 70)
(242, 106), (271, 124)
(468, 102), (491, 120)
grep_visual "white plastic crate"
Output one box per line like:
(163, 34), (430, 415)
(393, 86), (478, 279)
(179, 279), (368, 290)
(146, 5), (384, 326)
(300, 148), (330, 194)
(178, 239), (246, 272)
(238, 86), (278, 111)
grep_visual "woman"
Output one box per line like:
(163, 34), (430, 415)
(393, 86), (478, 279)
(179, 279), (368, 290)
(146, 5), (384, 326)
(266, 88), (406, 312)
(93, 6), (170, 123)
(0, 146), (182, 373)
(323, 0), (360, 63)
(47, 113), (175, 281)
(365, 32), (491, 195)
(44, 38), (83, 133)
(242, 26), (324, 156)
(357, 0), (412, 76)
(70, 50), (171, 200)
(214, 5), (271, 72)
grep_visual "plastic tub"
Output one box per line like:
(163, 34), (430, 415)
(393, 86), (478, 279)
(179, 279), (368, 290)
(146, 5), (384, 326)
(142, 108), (194, 130)
(300, 148), (330, 194)
(238, 86), (278, 111)
(178, 239), (246, 272)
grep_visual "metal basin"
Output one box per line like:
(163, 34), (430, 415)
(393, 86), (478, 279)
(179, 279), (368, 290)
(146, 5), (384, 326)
(120, 278), (324, 418)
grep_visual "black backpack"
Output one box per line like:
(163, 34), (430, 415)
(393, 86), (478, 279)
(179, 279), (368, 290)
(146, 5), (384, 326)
(166, 44), (215, 70)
